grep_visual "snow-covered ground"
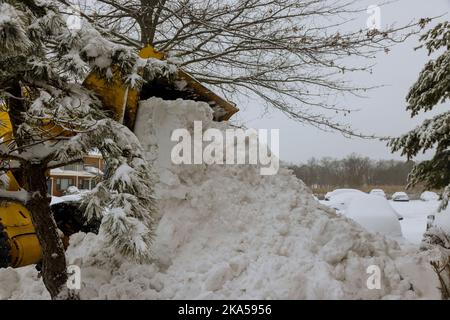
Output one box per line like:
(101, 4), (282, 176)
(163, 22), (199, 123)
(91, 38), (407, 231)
(0, 98), (443, 300)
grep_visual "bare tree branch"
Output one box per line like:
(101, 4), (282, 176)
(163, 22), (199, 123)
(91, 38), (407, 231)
(64, 0), (433, 136)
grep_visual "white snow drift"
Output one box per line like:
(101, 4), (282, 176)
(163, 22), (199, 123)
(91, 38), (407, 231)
(0, 97), (441, 300)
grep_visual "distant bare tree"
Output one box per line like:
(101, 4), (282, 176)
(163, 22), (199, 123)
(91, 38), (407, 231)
(341, 154), (371, 186)
(58, 0), (429, 136)
(289, 155), (415, 189)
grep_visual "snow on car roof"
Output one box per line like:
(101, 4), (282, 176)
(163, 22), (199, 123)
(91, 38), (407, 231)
(346, 194), (403, 237)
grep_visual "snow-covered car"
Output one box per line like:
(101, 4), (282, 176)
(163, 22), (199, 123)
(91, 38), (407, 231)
(345, 194), (403, 237)
(326, 192), (362, 213)
(420, 191), (440, 202)
(369, 189), (386, 198)
(392, 192), (410, 202)
(324, 188), (364, 201)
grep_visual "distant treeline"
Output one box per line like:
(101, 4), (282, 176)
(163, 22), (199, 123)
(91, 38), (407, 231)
(288, 154), (415, 189)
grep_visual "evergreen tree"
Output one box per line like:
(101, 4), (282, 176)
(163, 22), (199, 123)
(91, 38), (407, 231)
(390, 21), (450, 299)
(390, 21), (450, 206)
(0, 0), (166, 298)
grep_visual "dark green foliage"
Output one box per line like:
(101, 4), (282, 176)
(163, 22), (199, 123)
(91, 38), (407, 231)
(390, 22), (450, 194)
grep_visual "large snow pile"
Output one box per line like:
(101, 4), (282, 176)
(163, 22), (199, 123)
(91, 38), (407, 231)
(0, 98), (441, 299)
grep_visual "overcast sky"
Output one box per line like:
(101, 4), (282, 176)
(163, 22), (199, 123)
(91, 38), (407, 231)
(233, 0), (450, 164)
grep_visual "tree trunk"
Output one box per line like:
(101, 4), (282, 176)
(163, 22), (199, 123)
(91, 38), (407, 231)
(6, 81), (71, 299)
(139, 15), (153, 45)
(24, 163), (68, 299)
(139, 0), (160, 45)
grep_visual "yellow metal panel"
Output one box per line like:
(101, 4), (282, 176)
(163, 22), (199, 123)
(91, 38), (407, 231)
(0, 112), (31, 192)
(0, 203), (42, 267)
(5, 172), (20, 192)
(83, 46), (167, 130)
(139, 46), (165, 60)
(0, 111), (13, 147)
(0, 203), (35, 236)
(9, 233), (42, 268)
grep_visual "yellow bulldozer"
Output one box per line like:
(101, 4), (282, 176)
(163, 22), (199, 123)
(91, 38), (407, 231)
(0, 46), (238, 269)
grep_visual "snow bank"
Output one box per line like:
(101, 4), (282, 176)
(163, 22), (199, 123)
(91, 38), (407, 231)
(0, 97), (441, 299)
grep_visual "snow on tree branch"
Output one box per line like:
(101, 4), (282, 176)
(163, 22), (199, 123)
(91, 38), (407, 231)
(54, 119), (157, 262)
(0, 0), (159, 267)
(390, 21), (450, 206)
(390, 111), (450, 158)
(406, 22), (450, 116)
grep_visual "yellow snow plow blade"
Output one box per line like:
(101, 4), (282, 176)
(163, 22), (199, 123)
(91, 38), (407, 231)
(84, 45), (239, 129)
(83, 46), (165, 130)
(177, 70), (239, 121)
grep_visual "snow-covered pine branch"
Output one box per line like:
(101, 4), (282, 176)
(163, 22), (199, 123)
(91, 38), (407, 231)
(54, 119), (157, 263)
(405, 22), (450, 116)
(0, 0), (161, 298)
(391, 21), (450, 298)
(390, 22), (450, 199)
